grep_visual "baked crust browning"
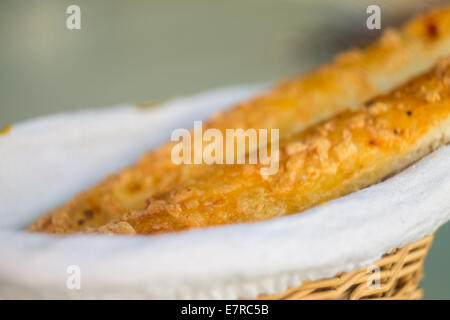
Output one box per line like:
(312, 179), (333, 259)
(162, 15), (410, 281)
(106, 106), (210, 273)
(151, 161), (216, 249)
(28, 7), (450, 234)
(104, 58), (450, 234)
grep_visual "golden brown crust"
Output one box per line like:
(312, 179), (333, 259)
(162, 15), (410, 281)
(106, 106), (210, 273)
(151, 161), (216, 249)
(28, 7), (450, 234)
(107, 57), (450, 234)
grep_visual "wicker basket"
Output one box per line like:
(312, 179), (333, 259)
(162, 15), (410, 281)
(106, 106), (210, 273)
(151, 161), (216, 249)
(255, 235), (434, 300)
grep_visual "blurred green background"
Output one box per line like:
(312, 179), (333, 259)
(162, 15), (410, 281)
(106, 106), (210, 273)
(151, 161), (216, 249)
(0, 0), (449, 299)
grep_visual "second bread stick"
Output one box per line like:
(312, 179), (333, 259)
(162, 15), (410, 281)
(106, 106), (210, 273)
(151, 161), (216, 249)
(107, 58), (450, 234)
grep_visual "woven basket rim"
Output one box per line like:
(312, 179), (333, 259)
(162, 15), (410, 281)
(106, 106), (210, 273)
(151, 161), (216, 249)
(254, 235), (433, 300)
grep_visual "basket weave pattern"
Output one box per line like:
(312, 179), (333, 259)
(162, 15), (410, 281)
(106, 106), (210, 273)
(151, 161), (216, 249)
(256, 235), (433, 300)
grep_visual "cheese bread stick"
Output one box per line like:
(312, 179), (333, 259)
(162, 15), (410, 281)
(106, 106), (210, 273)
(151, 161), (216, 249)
(106, 57), (450, 234)
(29, 7), (450, 234)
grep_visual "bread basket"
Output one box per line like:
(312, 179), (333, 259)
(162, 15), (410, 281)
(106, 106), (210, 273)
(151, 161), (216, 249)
(0, 86), (448, 300)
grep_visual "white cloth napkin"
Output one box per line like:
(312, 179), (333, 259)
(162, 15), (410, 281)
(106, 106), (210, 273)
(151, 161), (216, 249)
(0, 84), (449, 299)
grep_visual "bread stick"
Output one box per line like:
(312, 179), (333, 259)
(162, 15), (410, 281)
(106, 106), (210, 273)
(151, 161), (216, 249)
(105, 58), (450, 234)
(28, 7), (450, 234)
